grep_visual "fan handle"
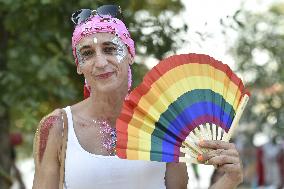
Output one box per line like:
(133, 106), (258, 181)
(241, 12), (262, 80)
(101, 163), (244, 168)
(222, 94), (250, 142)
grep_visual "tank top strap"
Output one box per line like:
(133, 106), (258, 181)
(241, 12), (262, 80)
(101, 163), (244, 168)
(62, 106), (78, 147)
(63, 106), (73, 127)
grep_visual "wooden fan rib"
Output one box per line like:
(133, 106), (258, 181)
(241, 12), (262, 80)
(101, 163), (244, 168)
(180, 146), (198, 158)
(179, 156), (199, 164)
(222, 94), (250, 141)
(206, 123), (212, 140)
(181, 142), (202, 156)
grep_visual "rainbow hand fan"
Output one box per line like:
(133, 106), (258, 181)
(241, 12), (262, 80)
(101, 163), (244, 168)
(116, 53), (250, 164)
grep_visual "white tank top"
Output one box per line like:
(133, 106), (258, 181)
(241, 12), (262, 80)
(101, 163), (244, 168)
(63, 106), (166, 189)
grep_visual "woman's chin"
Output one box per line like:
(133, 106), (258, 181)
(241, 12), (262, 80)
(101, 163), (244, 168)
(95, 82), (127, 94)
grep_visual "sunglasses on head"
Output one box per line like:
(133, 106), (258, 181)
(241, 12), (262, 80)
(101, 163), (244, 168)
(71, 5), (122, 25)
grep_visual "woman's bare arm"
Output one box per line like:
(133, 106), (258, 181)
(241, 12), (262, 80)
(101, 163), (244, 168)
(32, 110), (64, 189)
(165, 162), (188, 189)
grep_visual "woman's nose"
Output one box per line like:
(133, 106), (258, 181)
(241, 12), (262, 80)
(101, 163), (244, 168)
(94, 54), (108, 68)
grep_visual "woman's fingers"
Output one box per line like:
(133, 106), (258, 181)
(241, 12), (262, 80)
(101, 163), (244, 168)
(195, 141), (244, 185)
(199, 140), (236, 150)
(202, 148), (239, 160)
(217, 163), (242, 173)
(216, 163), (244, 184)
(205, 155), (239, 166)
(198, 152), (240, 165)
(197, 142), (240, 166)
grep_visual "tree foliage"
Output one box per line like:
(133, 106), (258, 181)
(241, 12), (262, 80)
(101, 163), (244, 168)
(227, 3), (284, 138)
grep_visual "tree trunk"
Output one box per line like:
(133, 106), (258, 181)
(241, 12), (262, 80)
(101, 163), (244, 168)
(0, 12), (12, 189)
(0, 111), (12, 189)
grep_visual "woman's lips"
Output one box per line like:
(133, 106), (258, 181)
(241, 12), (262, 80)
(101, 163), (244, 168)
(95, 72), (115, 79)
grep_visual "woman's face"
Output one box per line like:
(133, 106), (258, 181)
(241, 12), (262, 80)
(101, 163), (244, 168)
(76, 32), (132, 93)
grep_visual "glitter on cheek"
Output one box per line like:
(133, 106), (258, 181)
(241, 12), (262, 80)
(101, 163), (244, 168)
(38, 115), (61, 163)
(76, 45), (85, 65)
(111, 36), (127, 63)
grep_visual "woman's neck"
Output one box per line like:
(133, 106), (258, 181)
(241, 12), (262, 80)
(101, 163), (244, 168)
(84, 89), (127, 125)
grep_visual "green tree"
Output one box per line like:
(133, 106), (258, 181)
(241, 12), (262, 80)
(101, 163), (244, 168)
(0, 0), (186, 187)
(226, 3), (284, 139)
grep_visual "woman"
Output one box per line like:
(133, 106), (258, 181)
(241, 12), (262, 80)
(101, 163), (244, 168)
(32, 5), (243, 189)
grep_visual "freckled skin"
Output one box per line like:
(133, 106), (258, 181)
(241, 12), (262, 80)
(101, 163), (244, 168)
(38, 115), (61, 162)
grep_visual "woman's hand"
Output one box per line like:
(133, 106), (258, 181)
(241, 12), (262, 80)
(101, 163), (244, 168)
(197, 140), (243, 188)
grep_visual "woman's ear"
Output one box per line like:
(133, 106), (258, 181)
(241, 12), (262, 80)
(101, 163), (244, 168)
(77, 66), (83, 74)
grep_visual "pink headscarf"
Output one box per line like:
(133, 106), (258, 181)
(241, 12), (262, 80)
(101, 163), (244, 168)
(72, 15), (135, 61)
(71, 15), (135, 98)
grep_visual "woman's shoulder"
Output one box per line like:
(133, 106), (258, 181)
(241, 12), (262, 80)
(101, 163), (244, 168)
(37, 98), (88, 130)
(34, 108), (67, 163)
(38, 108), (65, 134)
(35, 99), (87, 141)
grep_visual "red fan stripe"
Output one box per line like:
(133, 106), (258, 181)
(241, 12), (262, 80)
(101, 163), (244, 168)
(132, 54), (245, 106)
(116, 114), (129, 158)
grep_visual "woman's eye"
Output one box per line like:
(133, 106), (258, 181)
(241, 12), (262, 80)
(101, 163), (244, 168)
(104, 47), (117, 54)
(81, 50), (94, 57)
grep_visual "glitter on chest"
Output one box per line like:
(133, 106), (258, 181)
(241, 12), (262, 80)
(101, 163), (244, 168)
(77, 117), (117, 156)
(98, 120), (117, 156)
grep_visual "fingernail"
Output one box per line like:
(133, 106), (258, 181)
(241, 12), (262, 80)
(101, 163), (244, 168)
(197, 154), (204, 162)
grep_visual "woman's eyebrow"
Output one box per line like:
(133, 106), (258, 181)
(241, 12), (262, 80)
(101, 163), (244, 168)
(102, 41), (117, 46)
(79, 45), (92, 51)
(78, 41), (117, 51)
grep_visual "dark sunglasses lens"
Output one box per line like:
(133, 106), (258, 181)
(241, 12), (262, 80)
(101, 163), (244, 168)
(72, 9), (92, 25)
(97, 5), (120, 17)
